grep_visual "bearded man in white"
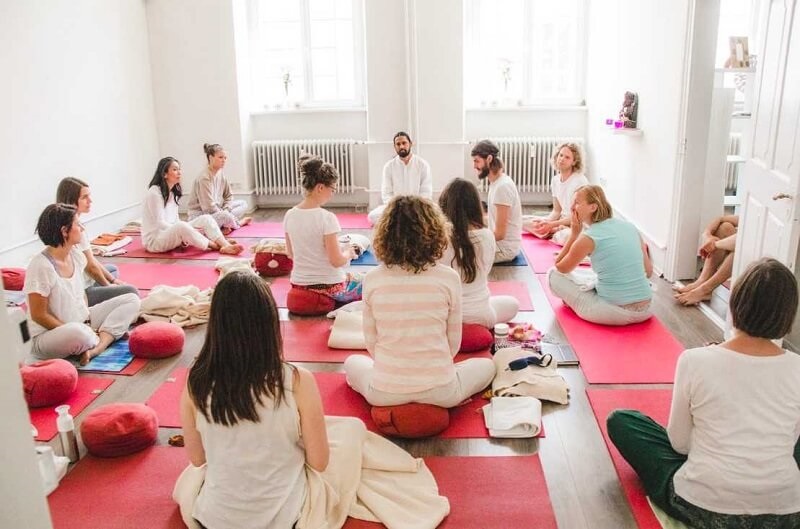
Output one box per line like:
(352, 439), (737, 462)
(367, 131), (432, 226)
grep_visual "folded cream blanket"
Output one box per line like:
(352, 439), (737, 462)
(174, 416), (449, 529)
(328, 310), (367, 350)
(491, 346), (570, 405)
(90, 236), (132, 256)
(482, 396), (542, 438)
(250, 238), (288, 255)
(139, 285), (213, 328)
(214, 256), (255, 279)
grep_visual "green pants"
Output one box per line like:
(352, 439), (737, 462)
(607, 409), (800, 528)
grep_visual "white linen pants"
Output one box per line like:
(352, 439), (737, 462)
(144, 215), (224, 253)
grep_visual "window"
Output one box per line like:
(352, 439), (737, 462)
(464, 0), (585, 107)
(248, 0), (365, 111)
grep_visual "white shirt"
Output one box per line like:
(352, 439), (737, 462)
(381, 155), (433, 204)
(141, 186), (180, 247)
(669, 345), (800, 515)
(283, 207), (346, 285)
(487, 174), (522, 256)
(551, 172), (589, 218)
(24, 248), (90, 338)
(440, 227), (495, 327)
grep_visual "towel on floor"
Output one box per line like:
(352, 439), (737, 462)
(90, 236), (132, 257)
(214, 257), (255, 279)
(174, 416), (449, 529)
(91, 233), (128, 246)
(139, 285), (213, 327)
(491, 346), (570, 405)
(251, 238), (289, 255)
(482, 396), (542, 438)
(328, 310), (366, 350)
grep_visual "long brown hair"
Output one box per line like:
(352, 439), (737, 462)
(188, 271), (292, 426)
(56, 177), (88, 206)
(439, 178), (484, 283)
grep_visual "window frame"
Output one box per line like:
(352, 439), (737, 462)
(247, 0), (366, 112)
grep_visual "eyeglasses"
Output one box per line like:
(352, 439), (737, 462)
(506, 354), (554, 371)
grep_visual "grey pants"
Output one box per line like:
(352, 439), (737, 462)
(86, 264), (139, 306)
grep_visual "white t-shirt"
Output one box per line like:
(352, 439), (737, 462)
(141, 186), (180, 246)
(381, 155), (433, 204)
(283, 207), (346, 285)
(440, 227), (495, 327)
(669, 345), (800, 515)
(551, 172), (589, 218)
(24, 248), (90, 338)
(487, 174), (522, 256)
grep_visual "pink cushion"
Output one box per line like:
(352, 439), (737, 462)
(460, 323), (493, 353)
(20, 359), (78, 408)
(254, 252), (293, 277)
(81, 403), (158, 457)
(286, 287), (335, 316)
(2, 268), (25, 291)
(128, 322), (184, 359)
(371, 403), (450, 438)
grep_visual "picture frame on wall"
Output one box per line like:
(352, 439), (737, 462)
(726, 36), (750, 68)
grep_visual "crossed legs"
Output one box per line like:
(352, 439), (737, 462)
(674, 221), (736, 305)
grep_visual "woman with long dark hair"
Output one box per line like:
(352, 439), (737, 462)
(141, 157), (243, 254)
(180, 271), (328, 528)
(438, 177), (518, 327)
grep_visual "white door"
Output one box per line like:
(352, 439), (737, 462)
(733, 0), (800, 276)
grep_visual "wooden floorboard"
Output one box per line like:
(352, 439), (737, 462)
(43, 206), (726, 528)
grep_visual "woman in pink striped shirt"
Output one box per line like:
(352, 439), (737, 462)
(343, 196), (496, 407)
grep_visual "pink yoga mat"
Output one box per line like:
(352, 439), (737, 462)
(537, 274), (683, 384)
(344, 455), (557, 529)
(48, 446), (187, 529)
(119, 236), (256, 260)
(115, 262), (219, 290)
(227, 221), (285, 238)
(146, 367), (188, 428)
(49, 446), (556, 529)
(30, 377), (114, 441)
(587, 389), (672, 529)
(269, 277), (533, 311)
(520, 234), (562, 273)
(335, 212), (372, 229)
(281, 318), (492, 363)
(314, 372), (541, 439)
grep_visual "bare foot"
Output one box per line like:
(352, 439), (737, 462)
(221, 226), (233, 236)
(240, 216), (252, 226)
(226, 238), (238, 244)
(79, 348), (98, 366)
(219, 244), (244, 255)
(675, 288), (712, 306)
(672, 280), (698, 294)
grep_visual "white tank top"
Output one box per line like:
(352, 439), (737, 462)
(193, 364), (307, 529)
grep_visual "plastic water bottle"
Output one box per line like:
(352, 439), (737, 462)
(55, 405), (79, 463)
(492, 323), (510, 354)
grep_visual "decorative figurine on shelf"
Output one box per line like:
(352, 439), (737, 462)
(619, 91), (638, 129)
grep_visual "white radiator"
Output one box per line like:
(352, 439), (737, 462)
(725, 133), (742, 192)
(473, 137), (585, 193)
(253, 139), (357, 195)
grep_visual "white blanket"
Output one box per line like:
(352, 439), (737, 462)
(214, 257), (255, 279)
(482, 396), (542, 438)
(90, 236), (133, 257)
(566, 267), (597, 291)
(491, 346), (570, 405)
(174, 417), (450, 529)
(139, 285), (213, 328)
(328, 310), (367, 350)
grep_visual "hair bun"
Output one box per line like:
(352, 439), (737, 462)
(298, 153), (323, 175)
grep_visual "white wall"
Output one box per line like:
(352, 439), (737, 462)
(0, 0), (159, 267)
(146, 0), (249, 201)
(584, 0), (691, 270)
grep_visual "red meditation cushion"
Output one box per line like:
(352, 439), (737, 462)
(81, 403), (158, 457)
(2, 268), (25, 291)
(254, 252), (293, 277)
(128, 322), (185, 359)
(20, 359), (79, 408)
(460, 323), (494, 353)
(286, 286), (335, 316)
(370, 403), (450, 438)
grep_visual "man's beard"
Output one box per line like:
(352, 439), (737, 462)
(477, 167), (490, 180)
(397, 149), (410, 158)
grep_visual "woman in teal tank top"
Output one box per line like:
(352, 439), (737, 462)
(548, 185), (653, 326)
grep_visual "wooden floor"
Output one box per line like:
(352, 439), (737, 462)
(50, 206), (724, 529)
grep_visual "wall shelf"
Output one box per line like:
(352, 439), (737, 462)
(607, 127), (643, 136)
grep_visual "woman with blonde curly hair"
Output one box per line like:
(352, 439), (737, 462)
(343, 196), (496, 408)
(525, 142), (588, 245)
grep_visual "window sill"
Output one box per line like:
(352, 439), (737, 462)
(251, 107), (367, 116)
